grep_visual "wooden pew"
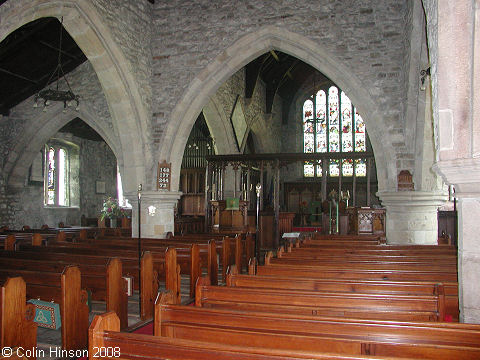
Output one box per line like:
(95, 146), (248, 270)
(0, 277), (37, 360)
(90, 312), (398, 360)
(0, 266), (88, 350)
(0, 249), (157, 323)
(256, 262), (458, 282)
(226, 265), (459, 321)
(31, 235), (228, 289)
(155, 295), (480, 360)
(195, 277), (445, 322)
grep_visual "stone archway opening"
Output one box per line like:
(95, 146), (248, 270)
(0, 1), (148, 195)
(160, 26), (395, 194)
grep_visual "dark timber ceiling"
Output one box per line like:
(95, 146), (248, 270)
(247, 50), (330, 123)
(0, 17), (87, 116)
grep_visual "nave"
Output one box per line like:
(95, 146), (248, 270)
(2, 227), (479, 360)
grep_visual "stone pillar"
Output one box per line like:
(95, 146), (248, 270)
(126, 191), (181, 238)
(433, 159), (480, 323)
(377, 191), (447, 244)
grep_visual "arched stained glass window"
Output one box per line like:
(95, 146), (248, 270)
(303, 85), (367, 177)
(44, 145), (69, 206)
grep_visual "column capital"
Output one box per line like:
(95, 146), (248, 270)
(377, 190), (448, 208)
(377, 190), (448, 245)
(124, 191), (182, 238)
(433, 158), (480, 198)
(125, 191), (182, 206)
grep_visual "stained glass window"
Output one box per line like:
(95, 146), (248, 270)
(355, 159), (367, 177)
(304, 162), (314, 177)
(315, 90), (327, 153)
(341, 91), (353, 152)
(302, 85), (368, 177)
(303, 99), (314, 153)
(47, 147), (55, 205)
(328, 87), (339, 152)
(329, 159), (340, 177)
(45, 145), (69, 206)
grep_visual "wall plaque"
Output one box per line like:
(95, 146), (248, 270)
(157, 161), (171, 191)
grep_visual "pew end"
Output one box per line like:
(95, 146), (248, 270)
(31, 233), (43, 246)
(248, 257), (257, 275)
(190, 244), (200, 299)
(265, 251), (274, 265)
(226, 264), (238, 287)
(0, 277), (37, 360)
(207, 240), (218, 286)
(195, 276), (211, 307)
(88, 312), (120, 360)
(140, 251), (157, 320)
(61, 265), (89, 350)
(106, 258), (128, 330)
(5, 235), (15, 251)
(154, 290), (177, 336)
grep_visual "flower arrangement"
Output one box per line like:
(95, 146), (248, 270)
(100, 197), (125, 220)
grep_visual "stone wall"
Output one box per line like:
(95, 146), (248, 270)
(1, 60), (117, 188)
(89, 0), (153, 117)
(152, 0), (411, 172)
(209, 68), (283, 154)
(0, 133), (117, 229)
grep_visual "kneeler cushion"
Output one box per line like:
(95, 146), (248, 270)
(27, 299), (61, 329)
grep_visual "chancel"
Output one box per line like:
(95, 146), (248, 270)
(1, 1), (480, 359)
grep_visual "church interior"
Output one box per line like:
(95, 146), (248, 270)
(1, 0), (480, 359)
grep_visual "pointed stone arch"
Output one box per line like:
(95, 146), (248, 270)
(0, 0), (148, 193)
(160, 25), (395, 191)
(5, 102), (120, 189)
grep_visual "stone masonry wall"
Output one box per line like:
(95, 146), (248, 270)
(89, 0), (153, 116)
(0, 133), (117, 229)
(152, 0), (412, 173)
(211, 68), (282, 154)
(1, 61), (116, 180)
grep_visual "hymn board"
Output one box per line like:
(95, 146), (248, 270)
(157, 161), (171, 191)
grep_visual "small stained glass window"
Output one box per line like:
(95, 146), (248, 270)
(330, 159), (339, 177)
(45, 145), (69, 206)
(355, 159), (367, 177)
(304, 162), (315, 177)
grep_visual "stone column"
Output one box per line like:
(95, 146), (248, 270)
(433, 159), (480, 323)
(126, 191), (182, 238)
(377, 191), (447, 244)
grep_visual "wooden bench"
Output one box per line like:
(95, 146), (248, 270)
(227, 265), (459, 321)
(0, 277), (37, 360)
(0, 249), (157, 322)
(195, 276), (445, 322)
(255, 262), (458, 282)
(90, 311), (400, 360)
(0, 266), (88, 350)
(155, 293), (480, 359)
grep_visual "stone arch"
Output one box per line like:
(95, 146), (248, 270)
(5, 102), (120, 189)
(202, 96), (239, 155)
(0, 0), (148, 193)
(160, 25), (395, 191)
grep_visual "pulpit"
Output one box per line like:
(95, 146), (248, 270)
(210, 199), (249, 232)
(347, 207), (386, 236)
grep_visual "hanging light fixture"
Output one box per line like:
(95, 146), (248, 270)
(33, 17), (79, 112)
